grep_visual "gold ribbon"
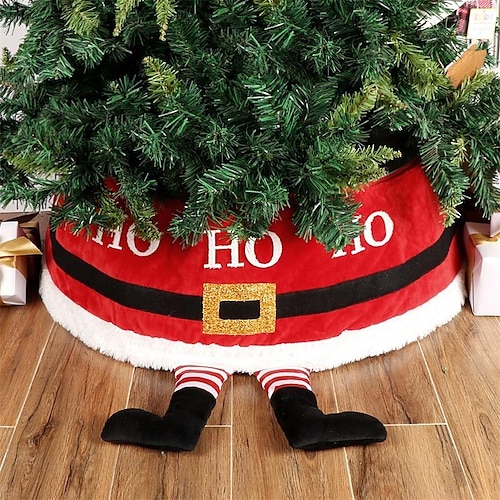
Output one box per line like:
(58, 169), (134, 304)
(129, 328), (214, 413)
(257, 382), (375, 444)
(0, 236), (42, 259)
(0, 236), (42, 306)
(470, 232), (500, 246)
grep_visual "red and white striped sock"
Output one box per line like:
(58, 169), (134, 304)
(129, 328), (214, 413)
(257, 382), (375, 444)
(174, 366), (231, 400)
(254, 367), (313, 398)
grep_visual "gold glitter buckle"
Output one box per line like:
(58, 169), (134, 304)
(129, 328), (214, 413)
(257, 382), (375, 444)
(202, 283), (276, 335)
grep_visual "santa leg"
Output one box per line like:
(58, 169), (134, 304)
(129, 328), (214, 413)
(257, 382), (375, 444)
(101, 366), (230, 451)
(255, 368), (387, 451)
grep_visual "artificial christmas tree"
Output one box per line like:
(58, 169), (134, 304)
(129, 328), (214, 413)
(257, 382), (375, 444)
(1, 0), (500, 452)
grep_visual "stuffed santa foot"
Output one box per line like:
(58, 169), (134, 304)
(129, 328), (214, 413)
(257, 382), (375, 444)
(101, 366), (229, 451)
(100, 387), (216, 451)
(256, 369), (387, 451)
(270, 387), (387, 450)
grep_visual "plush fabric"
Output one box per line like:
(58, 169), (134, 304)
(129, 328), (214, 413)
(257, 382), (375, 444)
(101, 387), (216, 451)
(270, 387), (387, 450)
(39, 267), (464, 373)
(173, 365), (230, 399)
(255, 367), (313, 397)
(41, 161), (465, 372)
(43, 160), (459, 453)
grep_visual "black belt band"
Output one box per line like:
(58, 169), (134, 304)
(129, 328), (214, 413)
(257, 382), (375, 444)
(49, 226), (456, 321)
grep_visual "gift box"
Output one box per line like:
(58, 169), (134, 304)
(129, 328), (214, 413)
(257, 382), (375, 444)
(0, 220), (42, 306)
(489, 174), (500, 237)
(18, 219), (42, 282)
(490, 213), (500, 238)
(464, 222), (500, 316)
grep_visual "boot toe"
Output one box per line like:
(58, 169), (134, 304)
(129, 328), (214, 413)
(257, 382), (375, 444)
(296, 411), (387, 451)
(101, 408), (165, 447)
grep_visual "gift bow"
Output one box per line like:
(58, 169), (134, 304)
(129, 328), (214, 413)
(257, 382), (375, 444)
(0, 236), (42, 261)
(0, 235), (42, 278)
(0, 235), (42, 305)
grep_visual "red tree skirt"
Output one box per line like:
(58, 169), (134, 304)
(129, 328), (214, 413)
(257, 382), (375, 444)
(40, 161), (465, 373)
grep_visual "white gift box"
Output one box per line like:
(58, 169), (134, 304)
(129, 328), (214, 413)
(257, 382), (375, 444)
(490, 212), (500, 238)
(464, 222), (500, 316)
(0, 221), (28, 305)
(490, 173), (500, 237)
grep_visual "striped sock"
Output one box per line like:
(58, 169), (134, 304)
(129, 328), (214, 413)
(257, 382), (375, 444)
(174, 366), (231, 400)
(254, 367), (313, 398)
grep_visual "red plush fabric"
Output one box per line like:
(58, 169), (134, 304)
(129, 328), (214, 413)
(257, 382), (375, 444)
(45, 160), (463, 348)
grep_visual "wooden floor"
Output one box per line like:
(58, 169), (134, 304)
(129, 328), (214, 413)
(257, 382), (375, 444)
(0, 289), (498, 499)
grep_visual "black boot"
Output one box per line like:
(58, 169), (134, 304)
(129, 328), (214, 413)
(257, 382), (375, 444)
(101, 387), (216, 451)
(270, 387), (387, 451)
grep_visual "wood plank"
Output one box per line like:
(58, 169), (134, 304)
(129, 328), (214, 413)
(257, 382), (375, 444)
(1, 288), (498, 498)
(232, 373), (352, 500)
(0, 324), (133, 500)
(110, 427), (231, 499)
(333, 341), (445, 424)
(419, 308), (500, 498)
(106, 365), (233, 498)
(0, 295), (55, 425)
(347, 425), (471, 499)
(0, 427), (13, 468)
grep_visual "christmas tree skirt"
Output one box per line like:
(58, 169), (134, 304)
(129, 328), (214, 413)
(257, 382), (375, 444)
(40, 161), (465, 373)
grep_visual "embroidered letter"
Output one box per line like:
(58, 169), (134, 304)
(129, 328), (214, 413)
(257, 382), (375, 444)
(245, 231), (283, 269)
(204, 230), (244, 269)
(126, 224), (161, 257)
(91, 225), (124, 250)
(333, 210), (394, 258)
(364, 211), (394, 247)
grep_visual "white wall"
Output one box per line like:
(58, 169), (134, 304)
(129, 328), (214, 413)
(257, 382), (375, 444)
(0, 23), (26, 55)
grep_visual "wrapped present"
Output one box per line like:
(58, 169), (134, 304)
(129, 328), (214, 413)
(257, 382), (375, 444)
(489, 174), (500, 237)
(464, 222), (500, 316)
(0, 220), (42, 306)
(19, 219), (42, 281)
(490, 213), (500, 238)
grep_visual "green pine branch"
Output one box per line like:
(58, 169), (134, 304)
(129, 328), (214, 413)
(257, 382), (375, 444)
(2, 0), (500, 249)
(143, 56), (180, 102)
(61, 0), (101, 35)
(114, 0), (176, 39)
(389, 32), (450, 100)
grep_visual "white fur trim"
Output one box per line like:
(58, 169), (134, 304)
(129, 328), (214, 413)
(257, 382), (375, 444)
(39, 264), (465, 374)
